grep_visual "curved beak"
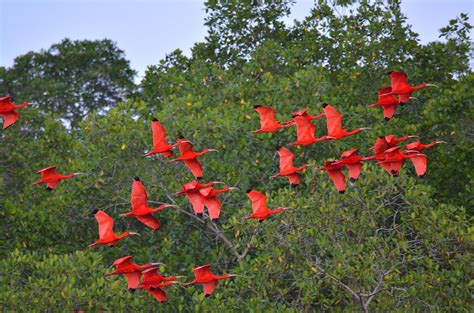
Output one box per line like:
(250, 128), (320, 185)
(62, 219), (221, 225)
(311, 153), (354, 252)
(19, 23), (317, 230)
(160, 204), (179, 209)
(436, 141), (447, 144)
(408, 97), (417, 100)
(208, 149), (218, 152)
(407, 135), (419, 138)
(359, 127), (372, 131)
(151, 262), (166, 266)
(228, 187), (239, 191)
(426, 84), (439, 88)
(129, 232), (140, 236)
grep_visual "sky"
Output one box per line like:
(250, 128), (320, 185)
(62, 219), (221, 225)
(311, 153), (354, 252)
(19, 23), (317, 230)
(0, 0), (473, 80)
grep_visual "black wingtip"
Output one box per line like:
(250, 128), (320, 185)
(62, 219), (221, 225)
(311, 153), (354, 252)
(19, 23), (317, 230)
(152, 117), (158, 122)
(196, 176), (203, 181)
(291, 184), (298, 188)
(384, 117), (390, 122)
(387, 71), (393, 75)
(134, 177), (140, 181)
(339, 190), (345, 194)
(91, 209), (99, 215)
(349, 178), (356, 183)
(259, 220), (264, 223)
(46, 187), (53, 191)
(418, 174), (425, 178)
(205, 294), (211, 298)
(196, 213), (203, 218)
(322, 103), (328, 108)
(178, 135), (185, 139)
(276, 145), (282, 151)
(379, 136), (385, 139)
(211, 218), (219, 222)
(253, 105), (262, 109)
(246, 189), (252, 193)
(128, 288), (136, 293)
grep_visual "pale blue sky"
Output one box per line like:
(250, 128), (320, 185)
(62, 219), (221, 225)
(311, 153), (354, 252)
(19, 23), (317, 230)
(1, 0), (472, 80)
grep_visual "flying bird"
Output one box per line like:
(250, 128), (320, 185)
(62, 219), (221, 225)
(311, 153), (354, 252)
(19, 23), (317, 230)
(120, 178), (177, 230)
(271, 146), (313, 186)
(33, 165), (81, 190)
(0, 96), (29, 129)
(405, 140), (446, 153)
(199, 186), (238, 221)
(317, 160), (346, 193)
(144, 118), (178, 157)
(383, 71), (437, 102)
(377, 146), (426, 177)
(291, 108), (325, 121)
(369, 87), (401, 121)
(322, 104), (370, 139)
(106, 256), (163, 292)
(405, 140), (446, 177)
(139, 267), (185, 303)
(336, 149), (372, 183)
(171, 137), (217, 179)
(252, 105), (291, 133)
(88, 210), (139, 248)
(243, 190), (287, 222)
(372, 135), (418, 155)
(289, 116), (333, 146)
(186, 264), (238, 297)
(175, 181), (223, 217)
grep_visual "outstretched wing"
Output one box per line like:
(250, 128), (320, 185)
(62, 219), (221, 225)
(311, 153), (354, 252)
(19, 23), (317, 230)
(409, 154), (427, 177)
(286, 173), (301, 185)
(178, 139), (194, 155)
(151, 120), (168, 149)
(373, 138), (389, 155)
(346, 163), (363, 180)
(46, 181), (60, 189)
(256, 106), (278, 129)
(112, 255), (133, 267)
(145, 287), (168, 302)
(0, 111), (19, 129)
(323, 105), (343, 137)
(184, 159), (203, 178)
(131, 179), (148, 210)
(203, 280), (219, 296)
(186, 191), (205, 214)
(124, 271), (141, 289)
(136, 214), (161, 230)
(95, 210), (115, 239)
(294, 116), (316, 143)
(247, 190), (267, 214)
(327, 170), (346, 192)
(277, 147), (295, 173)
(193, 264), (212, 280)
(37, 166), (58, 179)
(203, 197), (221, 220)
(389, 71), (409, 93)
(382, 104), (398, 119)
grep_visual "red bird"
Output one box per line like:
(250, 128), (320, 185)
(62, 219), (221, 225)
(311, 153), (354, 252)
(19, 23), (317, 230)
(317, 160), (346, 193)
(372, 135), (418, 155)
(369, 87), (401, 121)
(383, 71), (437, 102)
(106, 256), (163, 291)
(289, 116), (333, 146)
(120, 177), (177, 230)
(243, 190), (287, 222)
(404, 140), (446, 177)
(336, 149), (373, 183)
(0, 96), (29, 129)
(252, 105), (291, 133)
(377, 146), (426, 177)
(171, 137), (217, 179)
(33, 165), (81, 190)
(88, 210), (139, 248)
(144, 118), (178, 157)
(186, 264), (238, 297)
(322, 104), (370, 139)
(175, 181), (223, 217)
(271, 146), (313, 186)
(291, 108), (325, 121)
(139, 267), (185, 302)
(199, 186), (238, 221)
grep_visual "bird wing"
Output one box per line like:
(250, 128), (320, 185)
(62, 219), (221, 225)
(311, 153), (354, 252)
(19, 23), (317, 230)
(144, 287), (168, 302)
(0, 95), (11, 104)
(377, 86), (393, 98)
(294, 116), (316, 143)
(382, 104), (398, 119)
(136, 214), (160, 230)
(131, 180), (148, 210)
(184, 159), (203, 178)
(178, 140), (194, 155)
(46, 181), (60, 189)
(286, 173), (301, 185)
(346, 163), (363, 180)
(341, 149), (358, 158)
(327, 170), (346, 192)
(405, 141), (421, 151)
(256, 106), (278, 129)
(278, 147), (295, 173)
(373, 138), (389, 155)
(124, 271), (141, 289)
(389, 71), (409, 92)
(160, 150), (173, 157)
(0, 111), (19, 129)
(186, 191), (205, 214)
(323, 105), (343, 137)
(247, 190), (267, 214)
(193, 264), (212, 280)
(112, 255), (133, 267)
(203, 280), (219, 296)
(203, 197), (221, 220)
(95, 210), (115, 239)
(409, 154), (427, 177)
(151, 120), (168, 149)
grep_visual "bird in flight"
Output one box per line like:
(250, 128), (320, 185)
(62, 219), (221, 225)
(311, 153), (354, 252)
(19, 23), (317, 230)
(289, 116), (333, 146)
(243, 190), (287, 222)
(139, 267), (185, 302)
(317, 160), (346, 193)
(252, 105), (291, 133)
(175, 181), (223, 217)
(88, 210), (139, 248)
(0, 96), (29, 129)
(33, 165), (81, 190)
(322, 104), (371, 140)
(171, 137), (217, 179)
(144, 118), (179, 157)
(185, 264), (238, 297)
(271, 146), (313, 186)
(198, 186), (238, 221)
(383, 71), (437, 102)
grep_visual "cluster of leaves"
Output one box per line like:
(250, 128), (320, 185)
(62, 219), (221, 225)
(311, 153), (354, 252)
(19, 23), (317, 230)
(1, 0), (473, 311)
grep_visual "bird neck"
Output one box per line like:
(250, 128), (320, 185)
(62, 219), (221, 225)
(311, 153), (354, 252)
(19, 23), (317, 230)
(118, 232), (129, 239)
(413, 83), (428, 91)
(270, 208), (284, 215)
(214, 274), (230, 280)
(346, 128), (361, 136)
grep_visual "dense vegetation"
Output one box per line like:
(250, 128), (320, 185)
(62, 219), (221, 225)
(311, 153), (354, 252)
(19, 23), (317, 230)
(1, 0), (472, 311)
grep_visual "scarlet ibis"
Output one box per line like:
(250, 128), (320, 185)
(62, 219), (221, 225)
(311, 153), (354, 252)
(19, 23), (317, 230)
(405, 141), (446, 177)
(175, 181), (223, 217)
(199, 186), (238, 221)
(120, 178), (177, 230)
(139, 267), (185, 302)
(33, 165), (81, 190)
(377, 146), (426, 177)
(271, 146), (313, 186)
(369, 87), (401, 121)
(186, 264), (238, 297)
(289, 116), (333, 146)
(144, 119), (178, 157)
(106, 256), (164, 291)
(171, 137), (217, 179)
(88, 210), (139, 248)
(252, 105), (291, 133)
(322, 104), (370, 139)
(0, 96), (29, 129)
(243, 190), (287, 222)
(336, 149), (373, 183)
(384, 71), (437, 102)
(291, 108), (325, 121)
(317, 160), (346, 193)
(372, 135), (418, 155)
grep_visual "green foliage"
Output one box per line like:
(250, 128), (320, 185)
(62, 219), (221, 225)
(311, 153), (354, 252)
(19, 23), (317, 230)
(1, 0), (473, 311)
